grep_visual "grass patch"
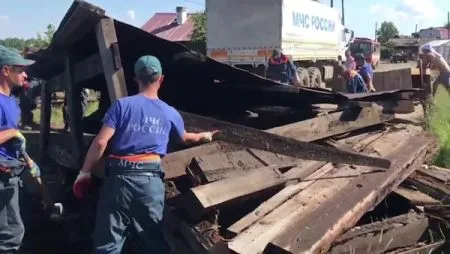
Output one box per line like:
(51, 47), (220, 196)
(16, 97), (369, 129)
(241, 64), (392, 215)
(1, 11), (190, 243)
(32, 101), (99, 128)
(426, 85), (450, 167)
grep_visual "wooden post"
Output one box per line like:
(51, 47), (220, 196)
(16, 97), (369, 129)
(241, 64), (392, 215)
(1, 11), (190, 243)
(63, 50), (85, 167)
(96, 18), (127, 102)
(39, 80), (52, 154)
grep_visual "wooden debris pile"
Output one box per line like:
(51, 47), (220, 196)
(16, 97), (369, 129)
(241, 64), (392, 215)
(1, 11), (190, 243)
(159, 109), (448, 254)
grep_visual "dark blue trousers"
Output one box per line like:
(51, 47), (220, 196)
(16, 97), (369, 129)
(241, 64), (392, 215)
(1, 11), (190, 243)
(92, 171), (169, 254)
(0, 176), (24, 254)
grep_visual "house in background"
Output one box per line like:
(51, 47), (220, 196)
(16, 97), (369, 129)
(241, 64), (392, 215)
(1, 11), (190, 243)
(414, 27), (450, 40)
(141, 7), (205, 53)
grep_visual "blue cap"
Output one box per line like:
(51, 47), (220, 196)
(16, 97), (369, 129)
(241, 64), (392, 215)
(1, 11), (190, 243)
(134, 55), (162, 77)
(0, 45), (34, 67)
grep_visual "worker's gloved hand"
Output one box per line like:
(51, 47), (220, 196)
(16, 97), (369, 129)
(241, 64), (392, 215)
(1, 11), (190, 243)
(29, 161), (41, 178)
(201, 130), (220, 142)
(73, 171), (92, 200)
(14, 130), (26, 150)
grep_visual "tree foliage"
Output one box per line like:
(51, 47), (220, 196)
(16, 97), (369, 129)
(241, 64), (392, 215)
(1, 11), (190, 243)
(191, 11), (206, 44)
(376, 21), (399, 43)
(0, 24), (56, 51)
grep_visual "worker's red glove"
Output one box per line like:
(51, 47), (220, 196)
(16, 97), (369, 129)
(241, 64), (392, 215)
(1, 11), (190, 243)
(72, 171), (92, 200)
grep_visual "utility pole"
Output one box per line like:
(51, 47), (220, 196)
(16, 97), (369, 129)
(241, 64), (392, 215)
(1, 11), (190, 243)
(447, 11), (449, 39)
(375, 22), (378, 41)
(341, 0), (345, 25)
(331, 0), (334, 7)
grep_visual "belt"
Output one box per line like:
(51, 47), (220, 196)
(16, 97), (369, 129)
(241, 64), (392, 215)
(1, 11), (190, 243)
(106, 153), (164, 178)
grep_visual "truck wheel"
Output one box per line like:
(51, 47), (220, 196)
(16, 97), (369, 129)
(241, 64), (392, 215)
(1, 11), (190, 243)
(297, 67), (310, 87)
(308, 67), (324, 88)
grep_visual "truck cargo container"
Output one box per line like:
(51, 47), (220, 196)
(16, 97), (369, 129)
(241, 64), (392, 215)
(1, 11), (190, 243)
(206, 0), (353, 87)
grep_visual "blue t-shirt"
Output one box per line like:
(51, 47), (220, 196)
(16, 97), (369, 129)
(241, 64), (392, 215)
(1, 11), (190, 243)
(0, 93), (21, 159)
(358, 63), (373, 82)
(102, 95), (185, 156)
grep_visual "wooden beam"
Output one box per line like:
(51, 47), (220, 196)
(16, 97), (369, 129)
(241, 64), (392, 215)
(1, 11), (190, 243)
(39, 80), (52, 153)
(63, 50), (85, 167)
(266, 104), (394, 142)
(264, 134), (435, 253)
(418, 165), (450, 184)
(228, 126), (431, 253)
(389, 240), (445, 254)
(226, 130), (381, 237)
(53, 0), (105, 46)
(329, 213), (429, 254)
(180, 111), (391, 169)
(48, 53), (102, 91)
(184, 165), (285, 220)
(95, 18), (127, 102)
(393, 186), (440, 206)
(163, 141), (242, 180)
(186, 149), (293, 185)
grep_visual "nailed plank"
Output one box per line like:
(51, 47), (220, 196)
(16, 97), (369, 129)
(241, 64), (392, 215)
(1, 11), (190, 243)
(394, 186), (440, 206)
(187, 150), (266, 185)
(227, 130), (384, 236)
(266, 104), (394, 142)
(163, 141), (241, 180)
(329, 213), (429, 254)
(95, 18), (127, 103)
(184, 166), (285, 220)
(264, 133), (435, 253)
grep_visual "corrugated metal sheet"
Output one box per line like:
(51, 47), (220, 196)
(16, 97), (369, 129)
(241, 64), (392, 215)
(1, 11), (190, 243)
(140, 13), (194, 42)
(427, 40), (450, 63)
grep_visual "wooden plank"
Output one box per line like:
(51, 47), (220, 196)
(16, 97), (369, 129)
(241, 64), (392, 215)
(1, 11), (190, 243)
(264, 133), (435, 253)
(163, 142), (241, 180)
(423, 205), (450, 227)
(53, 0), (105, 46)
(47, 53), (102, 89)
(266, 104), (394, 142)
(163, 210), (226, 254)
(419, 165), (450, 184)
(181, 111), (391, 169)
(394, 186), (440, 206)
(39, 80), (52, 153)
(187, 150), (266, 185)
(184, 166), (285, 220)
(63, 50), (84, 167)
(386, 240), (445, 254)
(95, 18), (127, 103)
(404, 172), (450, 204)
(329, 213), (429, 254)
(227, 130), (383, 236)
(228, 126), (427, 253)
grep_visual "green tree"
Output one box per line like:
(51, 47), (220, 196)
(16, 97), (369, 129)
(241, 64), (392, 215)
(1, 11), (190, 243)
(191, 11), (206, 44)
(376, 21), (399, 43)
(0, 23), (56, 51)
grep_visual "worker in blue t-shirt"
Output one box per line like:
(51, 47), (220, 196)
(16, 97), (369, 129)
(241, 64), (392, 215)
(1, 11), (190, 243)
(0, 45), (42, 253)
(355, 54), (376, 92)
(72, 55), (219, 253)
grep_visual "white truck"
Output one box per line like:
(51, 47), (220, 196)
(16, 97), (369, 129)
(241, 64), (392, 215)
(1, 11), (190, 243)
(206, 0), (354, 87)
